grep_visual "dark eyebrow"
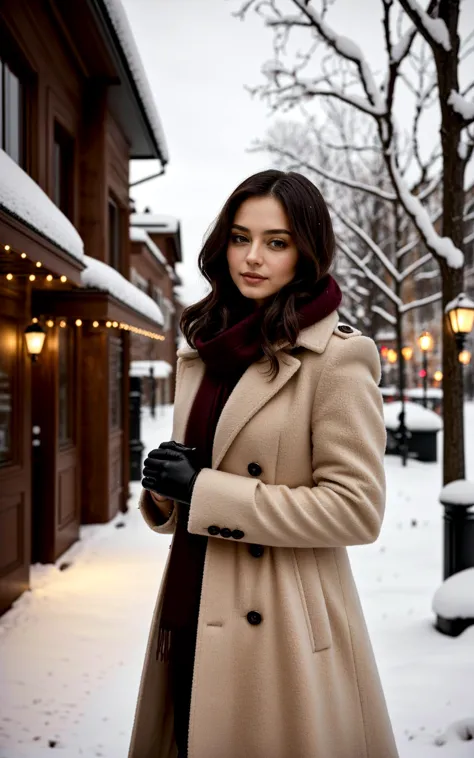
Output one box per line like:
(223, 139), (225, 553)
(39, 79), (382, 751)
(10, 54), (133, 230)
(232, 224), (291, 236)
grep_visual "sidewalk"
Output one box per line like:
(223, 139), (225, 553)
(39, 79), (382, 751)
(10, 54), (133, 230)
(0, 404), (473, 757)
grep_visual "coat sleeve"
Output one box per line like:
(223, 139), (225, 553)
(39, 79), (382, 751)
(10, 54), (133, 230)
(138, 489), (177, 534)
(137, 355), (187, 535)
(187, 336), (387, 549)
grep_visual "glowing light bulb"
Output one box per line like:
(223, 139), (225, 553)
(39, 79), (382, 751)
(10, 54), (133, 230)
(46, 274), (53, 282)
(29, 274), (36, 282)
(60, 275), (67, 283)
(93, 321), (99, 328)
(75, 319), (82, 327)
(6, 273), (13, 280)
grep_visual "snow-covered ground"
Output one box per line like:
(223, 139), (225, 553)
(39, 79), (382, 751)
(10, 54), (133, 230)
(1, 403), (473, 758)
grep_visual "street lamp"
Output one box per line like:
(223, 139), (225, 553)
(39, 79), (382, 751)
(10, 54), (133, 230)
(446, 293), (474, 357)
(418, 330), (434, 408)
(459, 350), (472, 366)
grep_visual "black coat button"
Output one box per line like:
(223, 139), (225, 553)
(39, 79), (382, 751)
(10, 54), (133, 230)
(338, 324), (353, 334)
(220, 528), (232, 538)
(208, 525), (220, 536)
(247, 611), (262, 625)
(248, 462), (262, 477)
(232, 529), (244, 540)
(249, 544), (264, 558)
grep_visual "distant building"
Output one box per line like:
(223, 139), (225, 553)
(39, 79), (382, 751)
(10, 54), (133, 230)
(129, 213), (185, 405)
(0, 0), (174, 613)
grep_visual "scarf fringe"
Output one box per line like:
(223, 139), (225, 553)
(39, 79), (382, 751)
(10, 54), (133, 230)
(156, 627), (172, 662)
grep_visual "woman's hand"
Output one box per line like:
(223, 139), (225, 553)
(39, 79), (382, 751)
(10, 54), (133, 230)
(142, 441), (201, 506)
(148, 490), (173, 520)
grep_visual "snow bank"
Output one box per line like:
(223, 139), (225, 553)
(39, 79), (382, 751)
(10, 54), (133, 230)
(81, 255), (163, 326)
(0, 149), (84, 262)
(130, 213), (178, 234)
(439, 480), (474, 506)
(100, 0), (169, 162)
(383, 400), (443, 431)
(432, 568), (474, 620)
(130, 359), (173, 378)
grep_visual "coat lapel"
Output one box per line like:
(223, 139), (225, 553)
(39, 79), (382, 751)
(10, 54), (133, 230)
(212, 352), (301, 469)
(175, 310), (340, 469)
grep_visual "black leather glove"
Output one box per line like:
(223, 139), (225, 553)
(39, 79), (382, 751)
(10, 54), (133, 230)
(142, 441), (201, 506)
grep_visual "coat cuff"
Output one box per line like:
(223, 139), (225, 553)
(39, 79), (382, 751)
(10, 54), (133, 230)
(188, 469), (258, 539)
(138, 489), (177, 534)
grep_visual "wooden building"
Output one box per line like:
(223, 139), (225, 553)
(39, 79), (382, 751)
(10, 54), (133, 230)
(0, 0), (172, 614)
(129, 213), (184, 405)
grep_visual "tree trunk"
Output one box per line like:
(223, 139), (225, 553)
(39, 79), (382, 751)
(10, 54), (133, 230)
(435, 0), (466, 484)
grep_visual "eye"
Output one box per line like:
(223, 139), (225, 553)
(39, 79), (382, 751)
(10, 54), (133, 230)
(269, 239), (287, 250)
(230, 233), (248, 244)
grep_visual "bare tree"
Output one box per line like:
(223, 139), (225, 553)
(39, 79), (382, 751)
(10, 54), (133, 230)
(234, 0), (474, 484)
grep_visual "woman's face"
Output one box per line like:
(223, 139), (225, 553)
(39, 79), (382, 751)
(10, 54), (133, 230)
(226, 196), (299, 307)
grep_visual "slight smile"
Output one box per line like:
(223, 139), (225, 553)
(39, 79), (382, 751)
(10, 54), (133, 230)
(241, 273), (267, 284)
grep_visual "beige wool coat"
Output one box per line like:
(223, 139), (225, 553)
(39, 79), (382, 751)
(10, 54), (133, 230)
(128, 310), (399, 758)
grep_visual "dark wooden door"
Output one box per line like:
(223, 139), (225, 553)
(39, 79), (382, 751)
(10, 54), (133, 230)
(0, 286), (31, 614)
(31, 324), (80, 563)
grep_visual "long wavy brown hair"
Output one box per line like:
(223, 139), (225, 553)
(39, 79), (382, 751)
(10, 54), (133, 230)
(180, 169), (336, 378)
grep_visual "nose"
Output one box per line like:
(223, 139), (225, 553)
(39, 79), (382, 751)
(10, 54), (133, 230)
(245, 240), (263, 264)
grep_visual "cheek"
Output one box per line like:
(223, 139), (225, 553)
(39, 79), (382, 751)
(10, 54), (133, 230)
(273, 252), (298, 280)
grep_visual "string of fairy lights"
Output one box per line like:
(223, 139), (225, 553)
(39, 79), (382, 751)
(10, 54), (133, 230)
(1, 242), (165, 341)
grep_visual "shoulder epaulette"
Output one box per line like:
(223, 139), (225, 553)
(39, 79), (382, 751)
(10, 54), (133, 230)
(333, 322), (362, 339)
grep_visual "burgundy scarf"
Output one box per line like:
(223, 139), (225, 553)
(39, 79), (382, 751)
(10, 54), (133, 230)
(156, 275), (342, 662)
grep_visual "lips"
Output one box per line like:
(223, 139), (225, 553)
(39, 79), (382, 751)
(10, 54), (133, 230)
(241, 273), (266, 280)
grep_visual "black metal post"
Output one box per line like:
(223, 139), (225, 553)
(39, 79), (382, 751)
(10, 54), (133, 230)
(435, 489), (474, 637)
(422, 351), (428, 408)
(129, 375), (144, 481)
(149, 365), (156, 419)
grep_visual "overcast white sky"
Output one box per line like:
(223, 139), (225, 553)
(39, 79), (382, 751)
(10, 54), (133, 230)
(123, 0), (473, 306)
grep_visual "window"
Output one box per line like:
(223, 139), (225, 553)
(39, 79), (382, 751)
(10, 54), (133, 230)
(0, 318), (17, 466)
(109, 337), (123, 430)
(53, 122), (74, 220)
(0, 57), (24, 165)
(58, 326), (74, 447)
(108, 198), (121, 271)
(131, 267), (149, 294)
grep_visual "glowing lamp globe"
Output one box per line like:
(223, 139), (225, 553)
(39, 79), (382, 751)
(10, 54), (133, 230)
(418, 331), (434, 352)
(24, 323), (46, 361)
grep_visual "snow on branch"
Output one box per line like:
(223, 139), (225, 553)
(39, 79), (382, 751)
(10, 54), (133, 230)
(399, 252), (433, 281)
(399, 291), (443, 313)
(388, 153), (464, 268)
(290, 0), (385, 111)
(448, 91), (474, 126)
(336, 237), (403, 307)
(371, 304), (397, 325)
(397, 0), (451, 52)
(254, 141), (397, 201)
(329, 203), (402, 282)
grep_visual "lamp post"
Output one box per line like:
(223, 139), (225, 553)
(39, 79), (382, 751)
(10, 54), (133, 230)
(418, 331), (434, 408)
(446, 293), (474, 358)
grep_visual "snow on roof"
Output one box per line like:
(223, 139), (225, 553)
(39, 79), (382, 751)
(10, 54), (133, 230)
(0, 149), (84, 262)
(432, 567), (474, 620)
(130, 227), (167, 266)
(100, 0), (169, 163)
(383, 400), (443, 432)
(130, 213), (178, 234)
(439, 480), (474, 506)
(130, 360), (173, 378)
(81, 255), (163, 326)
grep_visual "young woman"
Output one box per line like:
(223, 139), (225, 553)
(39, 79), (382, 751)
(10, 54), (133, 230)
(128, 170), (399, 758)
